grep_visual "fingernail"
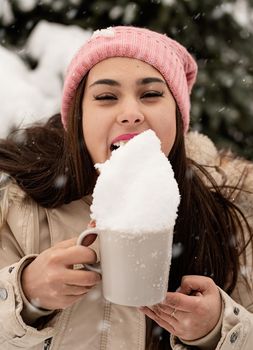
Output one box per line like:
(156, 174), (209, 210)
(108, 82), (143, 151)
(138, 306), (145, 311)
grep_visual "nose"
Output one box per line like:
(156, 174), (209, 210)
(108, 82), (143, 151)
(117, 102), (144, 126)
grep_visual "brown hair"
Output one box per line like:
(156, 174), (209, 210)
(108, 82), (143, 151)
(146, 111), (252, 349)
(0, 78), (252, 349)
(169, 113), (251, 293)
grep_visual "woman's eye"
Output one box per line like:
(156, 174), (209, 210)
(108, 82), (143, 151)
(94, 94), (117, 100)
(141, 91), (164, 98)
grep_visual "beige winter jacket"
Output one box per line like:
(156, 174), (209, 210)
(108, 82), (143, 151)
(0, 132), (252, 350)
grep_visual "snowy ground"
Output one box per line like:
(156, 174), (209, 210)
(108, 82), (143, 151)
(0, 20), (91, 138)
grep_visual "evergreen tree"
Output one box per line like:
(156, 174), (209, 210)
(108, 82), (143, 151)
(1, 0), (253, 159)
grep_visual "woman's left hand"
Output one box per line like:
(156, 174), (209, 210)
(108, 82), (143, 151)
(139, 275), (222, 341)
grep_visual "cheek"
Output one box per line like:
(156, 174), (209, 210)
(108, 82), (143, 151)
(155, 115), (176, 156)
(82, 117), (90, 146)
(82, 111), (97, 158)
(82, 107), (99, 141)
(161, 129), (176, 156)
(82, 111), (111, 164)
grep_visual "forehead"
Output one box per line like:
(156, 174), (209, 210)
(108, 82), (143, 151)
(86, 57), (164, 81)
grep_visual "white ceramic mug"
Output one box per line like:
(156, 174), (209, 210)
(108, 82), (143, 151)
(77, 227), (173, 307)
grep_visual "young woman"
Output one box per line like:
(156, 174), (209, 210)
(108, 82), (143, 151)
(0, 26), (252, 350)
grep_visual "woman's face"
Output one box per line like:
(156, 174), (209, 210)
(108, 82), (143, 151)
(82, 57), (176, 164)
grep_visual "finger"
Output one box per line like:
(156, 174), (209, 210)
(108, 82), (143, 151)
(63, 284), (94, 296)
(87, 220), (96, 228)
(65, 269), (101, 287)
(139, 306), (159, 321)
(155, 304), (181, 319)
(153, 317), (176, 335)
(139, 307), (176, 333)
(179, 275), (214, 295)
(53, 238), (77, 249)
(162, 292), (202, 313)
(53, 245), (97, 266)
(152, 305), (181, 323)
(66, 245), (97, 265)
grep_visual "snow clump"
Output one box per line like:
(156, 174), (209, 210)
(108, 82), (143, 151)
(91, 130), (180, 233)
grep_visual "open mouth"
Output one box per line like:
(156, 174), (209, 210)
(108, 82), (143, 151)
(110, 140), (128, 151)
(110, 133), (140, 152)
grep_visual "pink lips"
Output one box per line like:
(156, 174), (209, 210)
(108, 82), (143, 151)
(111, 133), (140, 144)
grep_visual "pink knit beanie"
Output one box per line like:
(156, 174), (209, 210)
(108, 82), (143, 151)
(61, 26), (198, 133)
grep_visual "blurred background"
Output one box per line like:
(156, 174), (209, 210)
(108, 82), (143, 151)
(0, 0), (253, 159)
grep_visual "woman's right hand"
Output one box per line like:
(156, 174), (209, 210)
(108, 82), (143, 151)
(21, 237), (101, 310)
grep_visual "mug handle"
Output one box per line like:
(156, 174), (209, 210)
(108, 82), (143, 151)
(76, 228), (102, 274)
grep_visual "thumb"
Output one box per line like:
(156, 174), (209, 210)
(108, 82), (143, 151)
(53, 237), (78, 249)
(87, 220), (96, 228)
(178, 275), (213, 295)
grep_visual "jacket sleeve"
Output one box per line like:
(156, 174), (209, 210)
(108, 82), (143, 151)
(170, 145), (253, 350)
(171, 229), (253, 347)
(0, 255), (57, 347)
(18, 257), (56, 326)
(0, 184), (57, 348)
(170, 287), (253, 350)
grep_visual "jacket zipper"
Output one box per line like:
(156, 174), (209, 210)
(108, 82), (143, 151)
(44, 337), (52, 350)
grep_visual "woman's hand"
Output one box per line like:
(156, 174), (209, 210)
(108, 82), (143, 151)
(139, 275), (222, 341)
(21, 237), (101, 310)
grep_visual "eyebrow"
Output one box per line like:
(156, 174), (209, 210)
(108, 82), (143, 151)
(138, 77), (166, 85)
(89, 77), (166, 88)
(89, 79), (120, 87)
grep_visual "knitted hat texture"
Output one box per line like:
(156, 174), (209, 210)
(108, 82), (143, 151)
(61, 26), (198, 132)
